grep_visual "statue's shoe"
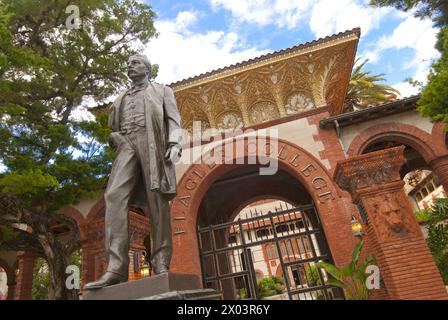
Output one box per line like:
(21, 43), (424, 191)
(84, 272), (127, 290)
(153, 265), (169, 275)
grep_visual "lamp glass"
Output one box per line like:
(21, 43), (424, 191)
(351, 216), (363, 236)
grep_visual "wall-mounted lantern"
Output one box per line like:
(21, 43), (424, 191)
(135, 251), (151, 278)
(351, 215), (363, 238)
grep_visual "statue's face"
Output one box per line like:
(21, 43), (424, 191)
(127, 57), (148, 80)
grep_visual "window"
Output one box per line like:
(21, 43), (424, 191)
(276, 223), (289, 233)
(266, 244), (278, 259)
(416, 192), (423, 202)
(303, 237), (312, 251)
(427, 182), (435, 193)
(228, 234), (238, 244)
(256, 228), (270, 238)
(279, 241), (294, 257)
(296, 219), (305, 229)
(286, 240), (294, 254)
(280, 242), (287, 256)
(421, 188), (429, 197)
(297, 239), (304, 253)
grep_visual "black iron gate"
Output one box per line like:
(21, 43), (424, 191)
(197, 204), (343, 300)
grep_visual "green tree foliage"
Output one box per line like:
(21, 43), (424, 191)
(418, 28), (448, 122)
(305, 264), (325, 299)
(344, 58), (399, 112)
(370, 0), (448, 27)
(423, 197), (448, 283)
(32, 249), (82, 300)
(257, 276), (285, 298)
(32, 257), (50, 300)
(0, 0), (157, 299)
(370, 1), (448, 124)
(317, 239), (376, 300)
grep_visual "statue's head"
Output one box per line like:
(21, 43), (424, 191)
(127, 54), (151, 81)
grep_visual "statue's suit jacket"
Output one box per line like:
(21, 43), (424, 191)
(108, 82), (182, 205)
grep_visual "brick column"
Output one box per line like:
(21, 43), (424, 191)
(14, 252), (35, 300)
(429, 154), (448, 192)
(334, 146), (448, 300)
(6, 282), (15, 300)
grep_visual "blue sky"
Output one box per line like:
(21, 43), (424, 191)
(143, 0), (440, 97)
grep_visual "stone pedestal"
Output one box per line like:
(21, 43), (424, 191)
(82, 272), (202, 300)
(334, 146), (448, 300)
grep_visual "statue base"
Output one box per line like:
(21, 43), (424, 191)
(81, 272), (216, 300)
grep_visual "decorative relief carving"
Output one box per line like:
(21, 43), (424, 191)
(367, 193), (418, 242)
(334, 146), (404, 193)
(249, 102), (280, 124)
(173, 39), (357, 131)
(216, 111), (244, 130)
(284, 93), (315, 115)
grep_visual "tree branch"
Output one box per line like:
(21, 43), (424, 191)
(53, 212), (80, 255)
(0, 227), (44, 256)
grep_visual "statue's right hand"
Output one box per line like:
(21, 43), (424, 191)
(108, 132), (121, 150)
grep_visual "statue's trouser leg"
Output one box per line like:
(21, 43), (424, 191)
(104, 136), (140, 278)
(132, 131), (173, 270)
(147, 191), (172, 269)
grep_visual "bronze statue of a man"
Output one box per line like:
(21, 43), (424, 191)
(84, 55), (182, 290)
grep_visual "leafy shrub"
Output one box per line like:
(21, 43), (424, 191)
(257, 276), (285, 298)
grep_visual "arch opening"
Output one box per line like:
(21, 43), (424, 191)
(0, 266), (8, 300)
(195, 164), (343, 300)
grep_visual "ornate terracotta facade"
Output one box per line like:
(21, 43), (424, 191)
(172, 29), (359, 134)
(334, 147), (448, 299)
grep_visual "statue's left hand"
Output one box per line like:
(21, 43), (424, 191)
(164, 144), (182, 163)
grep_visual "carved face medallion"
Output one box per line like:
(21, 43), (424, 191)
(370, 193), (411, 241)
(381, 200), (404, 233)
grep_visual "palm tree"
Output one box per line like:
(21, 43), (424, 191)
(344, 58), (400, 112)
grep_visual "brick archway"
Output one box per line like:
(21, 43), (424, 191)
(170, 137), (357, 282)
(431, 121), (448, 156)
(346, 123), (438, 161)
(229, 195), (294, 222)
(346, 122), (448, 190)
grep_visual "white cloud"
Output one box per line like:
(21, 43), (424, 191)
(309, 0), (391, 38)
(146, 11), (269, 84)
(210, 0), (390, 37)
(392, 81), (421, 98)
(69, 105), (95, 122)
(210, 0), (313, 29)
(0, 162), (6, 173)
(361, 13), (440, 98)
